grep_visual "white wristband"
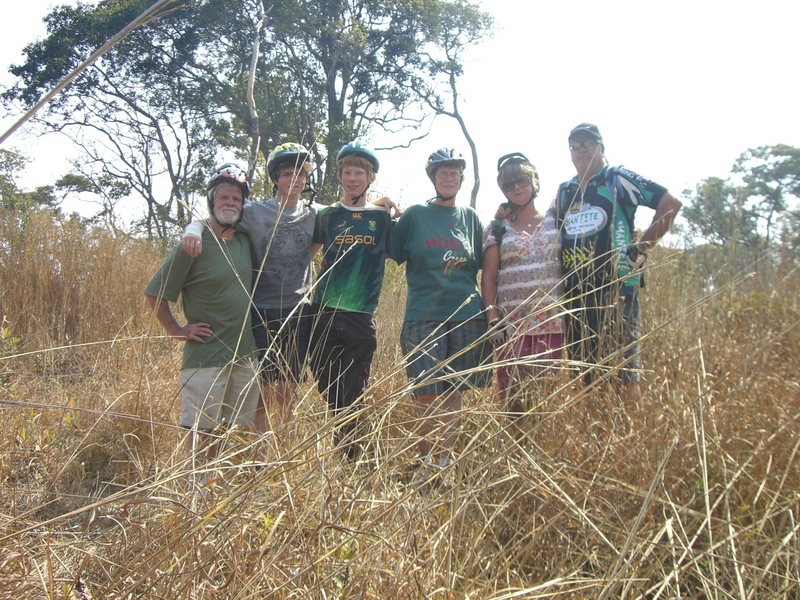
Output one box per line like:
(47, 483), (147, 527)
(184, 220), (204, 238)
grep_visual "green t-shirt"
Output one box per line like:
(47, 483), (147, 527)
(145, 230), (256, 369)
(388, 202), (485, 322)
(313, 203), (392, 314)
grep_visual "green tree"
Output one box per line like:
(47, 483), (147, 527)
(257, 0), (493, 196)
(733, 144), (800, 250)
(5, 0), (222, 238)
(418, 0), (493, 208)
(5, 0), (492, 233)
(682, 176), (759, 286)
(777, 209), (800, 266)
(682, 177), (756, 247)
(683, 145), (800, 280)
(0, 148), (58, 216)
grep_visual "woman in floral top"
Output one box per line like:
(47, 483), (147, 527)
(482, 153), (564, 415)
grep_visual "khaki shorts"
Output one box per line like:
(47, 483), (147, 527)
(179, 364), (260, 430)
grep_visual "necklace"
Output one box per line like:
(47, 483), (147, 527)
(509, 210), (542, 234)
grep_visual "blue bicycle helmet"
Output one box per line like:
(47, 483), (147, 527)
(425, 148), (467, 181)
(337, 141), (380, 173)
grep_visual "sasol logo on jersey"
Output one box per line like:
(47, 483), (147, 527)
(562, 204), (607, 239)
(334, 233), (378, 246)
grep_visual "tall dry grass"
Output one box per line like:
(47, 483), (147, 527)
(0, 208), (798, 598)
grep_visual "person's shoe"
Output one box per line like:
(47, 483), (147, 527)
(342, 440), (363, 462)
(410, 457), (452, 494)
(186, 469), (223, 495)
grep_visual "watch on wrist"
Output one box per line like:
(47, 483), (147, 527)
(629, 241), (648, 257)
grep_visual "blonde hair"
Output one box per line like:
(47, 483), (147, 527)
(497, 161), (540, 198)
(337, 154), (376, 182)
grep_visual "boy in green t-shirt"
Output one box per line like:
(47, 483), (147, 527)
(310, 142), (397, 459)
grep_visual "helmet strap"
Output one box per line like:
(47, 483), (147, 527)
(434, 184), (458, 202)
(432, 169), (461, 202)
(504, 192), (534, 223)
(210, 201), (242, 235)
(346, 182), (370, 205)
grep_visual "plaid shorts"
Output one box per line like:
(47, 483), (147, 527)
(400, 319), (493, 397)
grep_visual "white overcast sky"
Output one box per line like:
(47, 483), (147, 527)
(2, 0), (799, 226)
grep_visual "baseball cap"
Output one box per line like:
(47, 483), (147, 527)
(568, 123), (603, 142)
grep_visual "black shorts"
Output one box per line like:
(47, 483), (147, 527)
(251, 304), (312, 384)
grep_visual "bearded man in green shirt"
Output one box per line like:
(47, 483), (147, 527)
(145, 164), (259, 476)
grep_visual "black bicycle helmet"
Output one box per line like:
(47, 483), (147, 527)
(496, 152), (540, 193)
(497, 152), (534, 172)
(496, 152), (539, 221)
(206, 163), (250, 204)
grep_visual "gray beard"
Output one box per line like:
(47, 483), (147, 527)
(212, 208), (240, 227)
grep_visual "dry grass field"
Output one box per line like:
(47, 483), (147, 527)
(1, 209), (798, 598)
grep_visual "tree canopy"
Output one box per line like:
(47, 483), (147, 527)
(683, 177), (755, 248)
(682, 144), (800, 277)
(4, 0), (493, 238)
(0, 148), (59, 217)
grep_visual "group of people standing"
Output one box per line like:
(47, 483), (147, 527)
(483, 124), (682, 421)
(144, 122), (682, 485)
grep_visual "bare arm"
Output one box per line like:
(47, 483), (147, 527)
(372, 196), (403, 218)
(182, 220), (206, 258)
(145, 293), (212, 343)
(640, 191), (682, 250)
(481, 244), (501, 323)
